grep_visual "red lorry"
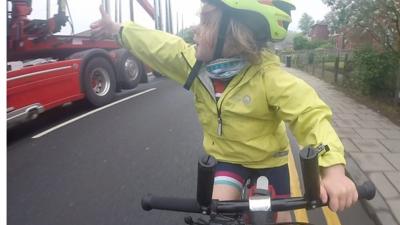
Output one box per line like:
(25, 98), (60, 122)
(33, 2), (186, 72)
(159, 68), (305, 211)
(7, 0), (156, 128)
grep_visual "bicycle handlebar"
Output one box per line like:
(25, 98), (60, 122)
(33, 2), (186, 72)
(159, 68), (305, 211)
(141, 181), (376, 213)
(142, 195), (202, 213)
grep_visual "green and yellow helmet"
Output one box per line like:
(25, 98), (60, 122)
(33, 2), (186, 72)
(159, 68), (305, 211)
(202, 0), (296, 42)
(273, 0), (296, 30)
(183, 0), (296, 90)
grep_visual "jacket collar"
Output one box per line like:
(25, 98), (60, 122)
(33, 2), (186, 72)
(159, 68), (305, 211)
(196, 50), (280, 102)
(198, 67), (216, 101)
(220, 51), (281, 94)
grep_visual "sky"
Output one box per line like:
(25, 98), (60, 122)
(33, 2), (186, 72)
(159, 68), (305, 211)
(26, 0), (331, 35)
(290, 0), (331, 31)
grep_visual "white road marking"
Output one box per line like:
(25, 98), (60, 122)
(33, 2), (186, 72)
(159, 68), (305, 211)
(32, 88), (157, 139)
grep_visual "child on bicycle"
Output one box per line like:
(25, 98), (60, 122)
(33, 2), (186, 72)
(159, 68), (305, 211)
(91, 0), (358, 222)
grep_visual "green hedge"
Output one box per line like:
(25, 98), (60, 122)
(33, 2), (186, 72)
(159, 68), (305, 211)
(348, 47), (398, 97)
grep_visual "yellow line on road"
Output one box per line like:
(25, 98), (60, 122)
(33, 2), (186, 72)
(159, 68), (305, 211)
(288, 149), (309, 223)
(322, 206), (342, 225)
(289, 148), (342, 225)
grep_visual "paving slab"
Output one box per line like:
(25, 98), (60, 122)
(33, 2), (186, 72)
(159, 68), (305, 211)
(385, 172), (400, 193)
(387, 199), (400, 223)
(350, 153), (395, 172)
(383, 153), (400, 171)
(355, 128), (386, 139)
(366, 190), (392, 212)
(380, 139), (400, 153)
(376, 211), (399, 225)
(379, 129), (400, 139)
(335, 118), (362, 128)
(358, 114), (385, 121)
(379, 120), (400, 130)
(342, 138), (360, 152)
(351, 139), (390, 153)
(338, 113), (361, 121)
(360, 120), (387, 129)
(335, 127), (362, 139)
(369, 172), (400, 198)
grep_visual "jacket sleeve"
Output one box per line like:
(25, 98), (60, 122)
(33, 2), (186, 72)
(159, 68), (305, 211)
(118, 21), (196, 85)
(265, 67), (346, 167)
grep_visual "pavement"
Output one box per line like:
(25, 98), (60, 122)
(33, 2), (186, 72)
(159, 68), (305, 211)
(284, 67), (400, 225)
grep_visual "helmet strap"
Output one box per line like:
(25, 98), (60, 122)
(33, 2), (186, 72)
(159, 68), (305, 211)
(183, 11), (231, 91)
(183, 60), (203, 90)
(213, 11), (231, 60)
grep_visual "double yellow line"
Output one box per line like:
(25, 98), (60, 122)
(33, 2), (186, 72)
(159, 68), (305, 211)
(288, 149), (342, 225)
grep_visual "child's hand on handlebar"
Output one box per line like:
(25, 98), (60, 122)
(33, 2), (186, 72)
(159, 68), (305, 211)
(90, 5), (121, 38)
(320, 164), (358, 212)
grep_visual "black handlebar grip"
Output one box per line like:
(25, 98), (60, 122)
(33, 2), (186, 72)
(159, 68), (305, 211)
(142, 194), (202, 213)
(197, 155), (217, 207)
(357, 181), (376, 200)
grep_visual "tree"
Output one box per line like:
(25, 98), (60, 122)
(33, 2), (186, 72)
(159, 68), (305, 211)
(298, 13), (315, 35)
(293, 35), (309, 50)
(293, 35), (331, 50)
(322, 0), (399, 53)
(274, 31), (300, 50)
(323, 10), (348, 34)
(177, 26), (195, 44)
(322, 0), (400, 103)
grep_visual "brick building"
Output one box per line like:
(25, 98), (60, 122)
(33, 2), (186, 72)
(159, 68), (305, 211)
(333, 27), (381, 50)
(308, 23), (329, 41)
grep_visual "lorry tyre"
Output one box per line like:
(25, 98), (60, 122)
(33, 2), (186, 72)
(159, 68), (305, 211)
(153, 71), (163, 77)
(83, 57), (116, 107)
(118, 51), (144, 89)
(140, 69), (148, 83)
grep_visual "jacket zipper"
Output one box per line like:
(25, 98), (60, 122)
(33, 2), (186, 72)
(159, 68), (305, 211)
(217, 108), (222, 136)
(196, 79), (223, 136)
(196, 66), (250, 136)
(215, 66), (250, 136)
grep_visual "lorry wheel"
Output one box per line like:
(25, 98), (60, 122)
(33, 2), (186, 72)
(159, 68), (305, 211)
(153, 71), (163, 77)
(140, 69), (148, 83)
(119, 51), (144, 89)
(83, 57), (116, 107)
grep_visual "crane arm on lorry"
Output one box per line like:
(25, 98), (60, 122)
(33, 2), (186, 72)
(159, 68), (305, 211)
(136, 0), (155, 20)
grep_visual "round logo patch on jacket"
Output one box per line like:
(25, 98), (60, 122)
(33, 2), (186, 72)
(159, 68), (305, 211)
(243, 95), (252, 105)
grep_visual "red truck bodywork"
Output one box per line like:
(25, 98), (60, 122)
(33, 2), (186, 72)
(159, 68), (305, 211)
(7, 0), (155, 128)
(7, 59), (83, 114)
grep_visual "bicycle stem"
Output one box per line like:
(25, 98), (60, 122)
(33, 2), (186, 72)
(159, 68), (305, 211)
(197, 155), (217, 208)
(299, 145), (330, 209)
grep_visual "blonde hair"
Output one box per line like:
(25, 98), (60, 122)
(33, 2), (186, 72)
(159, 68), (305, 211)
(199, 3), (263, 63)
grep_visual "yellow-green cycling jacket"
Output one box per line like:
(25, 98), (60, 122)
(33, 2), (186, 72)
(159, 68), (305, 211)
(119, 22), (346, 169)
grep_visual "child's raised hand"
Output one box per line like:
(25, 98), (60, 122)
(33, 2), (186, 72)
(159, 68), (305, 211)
(90, 5), (120, 38)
